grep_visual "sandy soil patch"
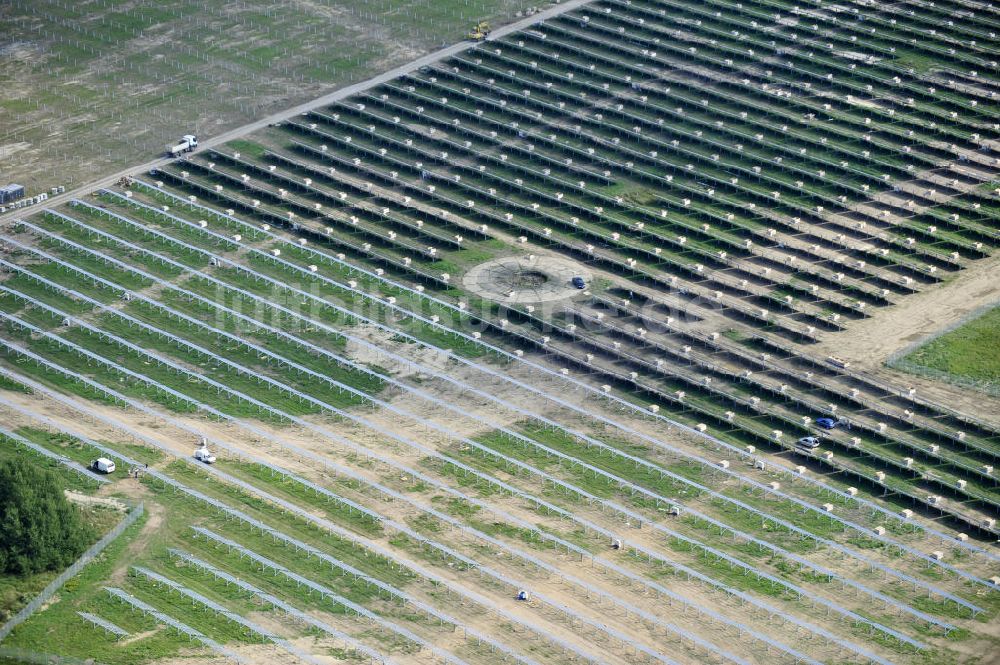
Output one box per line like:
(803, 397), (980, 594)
(63, 490), (128, 512)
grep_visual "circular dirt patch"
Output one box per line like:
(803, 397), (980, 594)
(499, 269), (549, 290)
(463, 255), (592, 304)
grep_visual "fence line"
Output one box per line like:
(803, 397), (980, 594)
(0, 647), (106, 664)
(0, 502), (145, 643)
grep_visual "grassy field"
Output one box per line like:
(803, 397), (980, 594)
(0, 0), (550, 193)
(896, 306), (1000, 395)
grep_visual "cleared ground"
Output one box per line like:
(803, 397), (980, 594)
(0, 0), (548, 192)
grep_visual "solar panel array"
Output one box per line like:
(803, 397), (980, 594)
(1, 0), (998, 663)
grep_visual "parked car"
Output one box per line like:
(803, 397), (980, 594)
(815, 417), (838, 430)
(795, 436), (820, 450)
(571, 276), (586, 289)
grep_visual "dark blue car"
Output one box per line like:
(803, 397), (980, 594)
(815, 417), (837, 430)
(571, 276), (586, 289)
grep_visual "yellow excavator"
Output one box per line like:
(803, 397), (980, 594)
(469, 21), (491, 41)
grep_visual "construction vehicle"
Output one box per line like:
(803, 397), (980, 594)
(469, 21), (491, 40)
(167, 134), (198, 158)
(194, 446), (216, 464)
(193, 436), (216, 464)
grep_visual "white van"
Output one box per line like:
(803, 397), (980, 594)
(90, 458), (116, 474)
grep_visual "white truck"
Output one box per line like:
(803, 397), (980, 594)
(90, 457), (116, 474)
(167, 134), (198, 158)
(194, 446), (216, 464)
